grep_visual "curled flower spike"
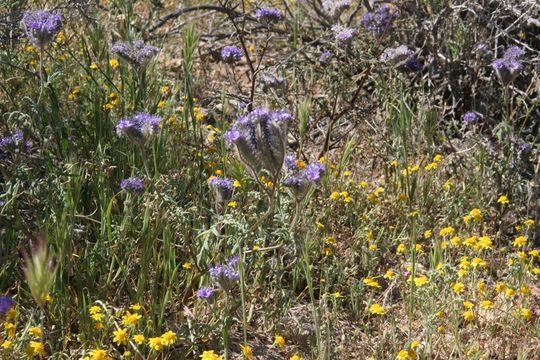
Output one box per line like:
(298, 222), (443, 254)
(362, 3), (400, 35)
(225, 107), (292, 180)
(284, 155), (325, 200)
(0, 131), (32, 153)
(110, 40), (159, 68)
(208, 176), (234, 203)
(116, 112), (161, 144)
(491, 46), (525, 85)
(22, 10), (62, 49)
(209, 256), (240, 291)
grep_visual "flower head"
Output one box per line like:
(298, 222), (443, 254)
(120, 177), (145, 194)
(255, 7), (283, 23)
(209, 256), (240, 291)
(463, 111), (481, 125)
(22, 10), (62, 48)
(220, 46), (243, 64)
(208, 176), (234, 202)
(491, 46), (525, 85)
(331, 25), (355, 43)
(362, 3), (400, 35)
(322, 0), (350, 18)
(116, 112), (161, 143)
(196, 287), (215, 299)
(0, 296), (14, 316)
(0, 131), (31, 153)
(110, 40), (159, 67)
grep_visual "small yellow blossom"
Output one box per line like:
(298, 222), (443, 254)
(122, 312), (141, 327)
(462, 310), (474, 321)
(413, 276), (429, 287)
(424, 229), (432, 239)
(363, 277), (381, 289)
(513, 236), (527, 247)
(397, 243), (406, 254)
(520, 308), (532, 321)
(200, 350), (224, 360)
(148, 337), (163, 351)
(113, 328), (129, 346)
(161, 330), (177, 346)
(27, 341), (45, 357)
(369, 303), (386, 315)
(183, 262), (192, 270)
(90, 63), (98, 70)
(480, 300), (494, 309)
(290, 355), (302, 360)
(109, 58), (119, 70)
(384, 270), (396, 280)
(452, 282), (465, 294)
(240, 344), (253, 359)
(133, 334), (146, 345)
(274, 335), (285, 350)
(497, 195), (509, 204)
(227, 201), (237, 208)
(29, 327), (42, 338)
(1, 340), (13, 350)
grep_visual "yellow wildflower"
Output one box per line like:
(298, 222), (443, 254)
(274, 335), (285, 350)
(369, 303), (386, 315)
(112, 328), (128, 346)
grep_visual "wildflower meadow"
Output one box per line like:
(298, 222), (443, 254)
(1, 0), (539, 359)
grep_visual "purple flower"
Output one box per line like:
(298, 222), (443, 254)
(110, 40), (159, 67)
(304, 163), (325, 182)
(260, 74), (285, 89)
(120, 177), (145, 194)
(209, 257), (240, 291)
(0, 131), (31, 152)
(116, 112), (161, 143)
(284, 158), (325, 199)
(224, 129), (242, 143)
(284, 154), (297, 171)
(196, 287), (215, 299)
(319, 51), (332, 63)
(322, 0), (350, 18)
(402, 58), (423, 72)
(271, 110), (293, 123)
(331, 25), (355, 43)
(362, 3), (400, 35)
(255, 7), (283, 23)
(0, 296), (13, 315)
(208, 176), (234, 201)
(221, 46), (243, 64)
(463, 111), (481, 125)
(22, 10), (62, 48)
(491, 46), (525, 85)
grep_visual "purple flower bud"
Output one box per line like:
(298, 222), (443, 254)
(304, 163), (325, 182)
(208, 176), (234, 201)
(362, 3), (399, 35)
(116, 112), (161, 143)
(110, 40), (159, 67)
(319, 51), (332, 63)
(463, 111), (481, 125)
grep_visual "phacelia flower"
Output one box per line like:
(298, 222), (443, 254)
(0, 296), (13, 315)
(255, 7), (283, 23)
(120, 177), (145, 194)
(331, 24), (355, 43)
(116, 112), (161, 143)
(22, 10), (62, 48)
(491, 46), (525, 85)
(322, 0), (350, 18)
(196, 287), (215, 299)
(209, 256), (240, 291)
(362, 3), (400, 35)
(260, 73), (285, 91)
(284, 157), (325, 200)
(208, 176), (234, 202)
(221, 46), (243, 64)
(110, 40), (159, 67)
(319, 50), (332, 63)
(463, 111), (481, 125)
(0, 131), (31, 152)
(226, 107), (292, 178)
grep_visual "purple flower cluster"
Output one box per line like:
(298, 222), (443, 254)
(361, 3), (400, 35)
(22, 10), (62, 48)
(209, 256), (240, 290)
(0, 296), (13, 315)
(120, 177), (145, 194)
(322, 0), (350, 18)
(0, 131), (31, 152)
(319, 51), (332, 63)
(260, 73), (285, 90)
(116, 112), (161, 143)
(380, 45), (422, 72)
(255, 7), (283, 23)
(208, 176), (234, 201)
(284, 155), (325, 200)
(221, 46), (243, 64)
(225, 108), (292, 177)
(491, 46), (525, 85)
(196, 287), (215, 299)
(110, 40), (159, 67)
(463, 111), (481, 125)
(331, 25), (355, 43)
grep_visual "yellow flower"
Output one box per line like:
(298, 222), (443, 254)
(369, 303), (386, 315)
(290, 355), (302, 360)
(183, 262), (192, 270)
(1, 340), (13, 350)
(90, 312), (104, 322)
(477, 280), (486, 294)
(160, 330), (177, 346)
(452, 282), (465, 294)
(113, 328), (129, 346)
(396, 349), (416, 359)
(90, 63), (98, 70)
(27, 341), (45, 357)
(439, 226), (455, 237)
(89, 305), (102, 315)
(157, 100), (167, 110)
(124, 350), (132, 358)
(397, 243), (406, 254)
(384, 270), (396, 280)
(3, 322), (15, 338)
(433, 154), (443, 162)
(523, 219), (535, 228)
(200, 350), (224, 360)
(227, 201), (238, 208)
(363, 277), (381, 289)
(122, 312), (141, 327)
(424, 162), (438, 171)
(424, 229), (432, 239)
(477, 236), (492, 250)
(520, 308), (532, 321)
(233, 180), (241, 188)
(513, 236), (527, 247)
(443, 180), (454, 191)
(109, 58), (120, 70)
(469, 208), (482, 222)
(240, 344), (253, 359)
(88, 349), (112, 360)
(6, 307), (16, 321)
(148, 337), (164, 351)
(413, 276), (429, 287)
(497, 195), (509, 204)
(480, 300), (494, 309)
(95, 322), (104, 330)
(462, 310), (474, 321)
(463, 300), (474, 309)
(359, 181), (368, 188)
(133, 334), (145, 345)
(161, 85), (171, 94)
(410, 340), (421, 350)
(130, 303), (142, 311)
(29, 326), (42, 338)
(274, 335), (285, 350)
